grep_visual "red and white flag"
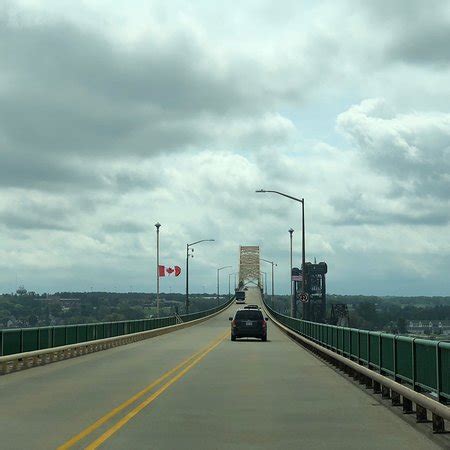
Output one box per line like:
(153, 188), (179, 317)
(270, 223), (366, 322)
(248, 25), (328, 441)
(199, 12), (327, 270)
(158, 265), (181, 277)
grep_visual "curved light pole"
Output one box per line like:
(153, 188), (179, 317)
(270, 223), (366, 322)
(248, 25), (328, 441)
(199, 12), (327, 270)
(217, 266), (232, 306)
(256, 190), (306, 317)
(186, 239), (215, 314)
(155, 222), (161, 317)
(261, 258), (277, 303)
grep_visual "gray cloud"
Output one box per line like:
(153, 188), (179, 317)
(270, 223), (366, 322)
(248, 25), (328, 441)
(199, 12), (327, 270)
(0, 213), (72, 231)
(354, 0), (450, 66)
(0, 152), (100, 191)
(102, 220), (147, 234)
(0, 2), (449, 296)
(0, 201), (74, 231)
(389, 25), (450, 66)
(0, 10), (284, 164)
(0, 151), (161, 195)
(0, 8), (301, 202)
(337, 99), (450, 199)
(333, 99), (450, 227)
(330, 194), (449, 227)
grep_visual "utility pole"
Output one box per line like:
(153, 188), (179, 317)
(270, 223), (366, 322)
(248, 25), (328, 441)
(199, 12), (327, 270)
(289, 228), (295, 317)
(261, 258), (277, 304)
(301, 199), (306, 320)
(185, 239), (215, 314)
(186, 243), (189, 314)
(155, 222), (161, 317)
(217, 266), (232, 306)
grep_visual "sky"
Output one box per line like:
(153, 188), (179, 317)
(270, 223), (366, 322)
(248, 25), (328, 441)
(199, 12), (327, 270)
(0, 0), (449, 296)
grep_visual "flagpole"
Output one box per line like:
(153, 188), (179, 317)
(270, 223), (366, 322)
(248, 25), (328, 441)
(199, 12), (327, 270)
(155, 222), (161, 317)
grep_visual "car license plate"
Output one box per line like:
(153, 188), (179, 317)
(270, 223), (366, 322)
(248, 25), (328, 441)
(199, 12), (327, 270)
(246, 321), (253, 326)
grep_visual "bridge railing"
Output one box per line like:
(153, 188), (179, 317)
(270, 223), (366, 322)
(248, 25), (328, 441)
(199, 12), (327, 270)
(0, 298), (233, 357)
(263, 299), (450, 404)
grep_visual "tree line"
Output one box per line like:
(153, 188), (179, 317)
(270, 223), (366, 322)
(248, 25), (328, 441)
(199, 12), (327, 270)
(269, 294), (450, 332)
(0, 292), (226, 329)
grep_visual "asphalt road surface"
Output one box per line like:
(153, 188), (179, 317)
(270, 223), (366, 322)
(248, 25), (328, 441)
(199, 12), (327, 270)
(0, 288), (442, 449)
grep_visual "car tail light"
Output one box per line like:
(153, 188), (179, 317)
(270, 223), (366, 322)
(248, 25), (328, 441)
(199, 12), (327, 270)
(262, 320), (266, 329)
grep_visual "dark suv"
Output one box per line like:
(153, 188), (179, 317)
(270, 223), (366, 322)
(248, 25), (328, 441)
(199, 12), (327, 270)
(229, 309), (268, 341)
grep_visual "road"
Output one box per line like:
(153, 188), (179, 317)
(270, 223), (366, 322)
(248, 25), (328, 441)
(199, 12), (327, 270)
(0, 287), (441, 449)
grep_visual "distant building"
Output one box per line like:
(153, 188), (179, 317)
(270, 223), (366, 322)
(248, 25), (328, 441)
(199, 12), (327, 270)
(407, 320), (450, 335)
(58, 298), (81, 308)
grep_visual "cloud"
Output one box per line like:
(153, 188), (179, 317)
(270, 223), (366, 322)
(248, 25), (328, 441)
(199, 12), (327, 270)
(0, 1), (449, 296)
(389, 24), (450, 66)
(331, 99), (450, 227)
(0, 195), (75, 231)
(0, 212), (73, 231)
(102, 220), (147, 234)
(330, 193), (449, 227)
(337, 98), (450, 198)
(354, 0), (450, 66)
(0, 6), (297, 166)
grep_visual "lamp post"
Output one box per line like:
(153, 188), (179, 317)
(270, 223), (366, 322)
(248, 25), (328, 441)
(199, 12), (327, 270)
(228, 272), (237, 300)
(260, 271), (268, 297)
(261, 258), (277, 303)
(155, 222), (161, 317)
(217, 266), (232, 306)
(289, 228), (295, 317)
(256, 190), (306, 317)
(186, 239), (215, 314)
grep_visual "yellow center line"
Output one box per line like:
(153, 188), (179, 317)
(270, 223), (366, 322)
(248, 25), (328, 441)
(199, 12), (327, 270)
(84, 331), (229, 450)
(57, 331), (227, 450)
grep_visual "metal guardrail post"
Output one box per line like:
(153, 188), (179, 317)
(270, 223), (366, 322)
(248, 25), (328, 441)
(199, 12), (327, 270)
(357, 330), (361, 365)
(393, 335), (398, 383)
(348, 329), (352, 359)
(412, 338), (417, 392)
(436, 341), (442, 404)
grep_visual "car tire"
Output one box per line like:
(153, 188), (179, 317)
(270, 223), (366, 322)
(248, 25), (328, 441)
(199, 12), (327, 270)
(231, 335), (236, 341)
(261, 335), (267, 342)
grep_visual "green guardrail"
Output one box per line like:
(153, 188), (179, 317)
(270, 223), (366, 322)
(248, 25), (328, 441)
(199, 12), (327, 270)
(263, 299), (450, 404)
(0, 298), (234, 357)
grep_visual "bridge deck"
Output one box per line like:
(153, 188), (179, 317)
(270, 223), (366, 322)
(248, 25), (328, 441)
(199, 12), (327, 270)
(0, 288), (440, 449)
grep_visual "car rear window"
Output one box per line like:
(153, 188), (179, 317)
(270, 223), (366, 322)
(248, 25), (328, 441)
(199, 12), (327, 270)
(235, 310), (263, 320)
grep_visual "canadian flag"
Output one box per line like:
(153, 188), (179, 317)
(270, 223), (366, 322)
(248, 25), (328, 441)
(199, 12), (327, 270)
(158, 265), (181, 277)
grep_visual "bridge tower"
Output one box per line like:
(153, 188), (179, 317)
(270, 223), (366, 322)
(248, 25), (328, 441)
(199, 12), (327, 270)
(238, 246), (261, 288)
(293, 262), (327, 322)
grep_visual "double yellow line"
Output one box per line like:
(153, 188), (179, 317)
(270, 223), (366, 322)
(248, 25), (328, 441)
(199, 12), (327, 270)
(58, 331), (228, 449)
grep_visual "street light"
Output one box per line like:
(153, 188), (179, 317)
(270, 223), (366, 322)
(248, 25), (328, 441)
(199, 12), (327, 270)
(260, 271), (268, 297)
(155, 222), (161, 317)
(228, 272), (237, 300)
(289, 228), (295, 317)
(217, 266), (232, 306)
(186, 239), (215, 314)
(256, 190), (306, 317)
(261, 258), (277, 303)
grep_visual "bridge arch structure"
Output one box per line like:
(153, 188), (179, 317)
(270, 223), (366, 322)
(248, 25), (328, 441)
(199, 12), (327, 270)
(238, 245), (260, 288)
